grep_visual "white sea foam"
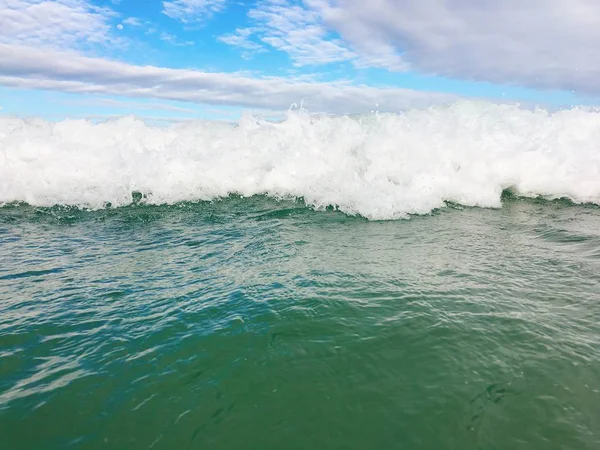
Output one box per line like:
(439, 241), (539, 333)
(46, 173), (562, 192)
(1, 101), (600, 219)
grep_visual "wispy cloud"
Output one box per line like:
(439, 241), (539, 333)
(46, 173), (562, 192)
(122, 17), (142, 27)
(162, 0), (228, 23)
(220, 0), (358, 66)
(160, 32), (195, 46)
(0, 44), (456, 114)
(218, 27), (267, 59)
(219, 0), (407, 71)
(249, 0), (356, 66)
(0, 0), (119, 50)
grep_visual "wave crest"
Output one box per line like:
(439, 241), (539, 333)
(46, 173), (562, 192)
(2, 101), (600, 219)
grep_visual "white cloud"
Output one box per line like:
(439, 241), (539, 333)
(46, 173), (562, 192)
(217, 0), (600, 94)
(162, 0), (228, 23)
(308, 0), (600, 95)
(160, 32), (195, 46)
(123, 17), (142, 27)
(219, 0), (406, 71)
(218, 27), (267, 59)
(248, 0), (355, 65)
(0, 44), (456, 114)
(0, 0), (117, 49)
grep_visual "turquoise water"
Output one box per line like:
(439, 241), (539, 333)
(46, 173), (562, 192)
(1, 196), (599, 449)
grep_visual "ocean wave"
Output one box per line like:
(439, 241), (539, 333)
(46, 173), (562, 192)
(2, 100), (600, 220)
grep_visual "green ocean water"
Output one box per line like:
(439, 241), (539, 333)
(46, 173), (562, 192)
(1, 196), (599, 450)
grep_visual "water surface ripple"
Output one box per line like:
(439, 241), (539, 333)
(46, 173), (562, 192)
(1, 197), (599, 449)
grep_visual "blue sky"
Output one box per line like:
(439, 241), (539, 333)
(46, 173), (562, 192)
(1, 0), (599, 121)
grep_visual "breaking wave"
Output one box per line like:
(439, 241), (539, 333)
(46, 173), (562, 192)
(2, 101), (600, 220)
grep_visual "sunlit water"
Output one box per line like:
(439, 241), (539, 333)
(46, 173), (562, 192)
(1, 196), (599, 449)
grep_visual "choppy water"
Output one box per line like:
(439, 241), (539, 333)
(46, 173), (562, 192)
(1, 196), (600, 449)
